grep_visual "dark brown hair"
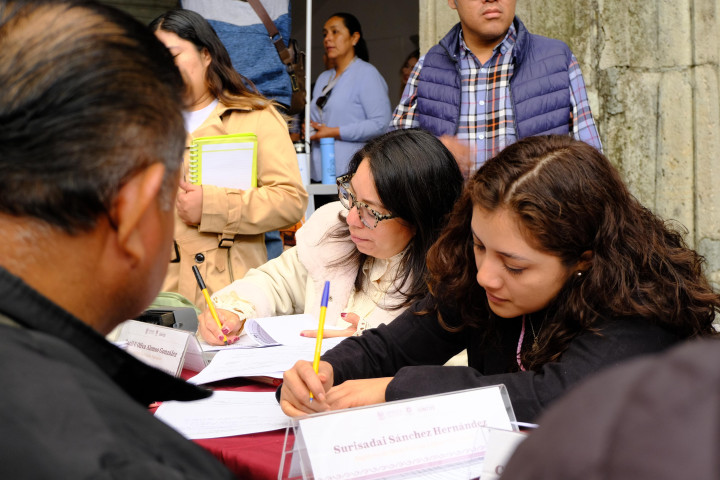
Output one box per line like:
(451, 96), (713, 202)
(427, 135), (719, 369)
(329, 129), (463, 310)
(149, 9), (273, 111)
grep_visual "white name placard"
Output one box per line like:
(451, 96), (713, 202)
(291, 385), (517, 480)
(118, 320), (207, 376)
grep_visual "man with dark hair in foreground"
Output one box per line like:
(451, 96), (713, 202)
(0, 0), (233, 477)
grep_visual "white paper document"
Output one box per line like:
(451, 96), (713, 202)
(188, 338), (345, 385)
(154, 391), (290, 439)
(201, 314), (346, 351)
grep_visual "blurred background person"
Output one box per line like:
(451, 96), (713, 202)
(182, 0), (294, 110)
(399, 49), (419, 98)
(150, 9), (307, 309)
(392, 0), (602, 177)
(181, 0), (298, 259)
(309, 12), (391, 183)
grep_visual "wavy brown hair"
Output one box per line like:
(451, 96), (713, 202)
(427, 135), (719, 369)
(150, 9), (273, 111)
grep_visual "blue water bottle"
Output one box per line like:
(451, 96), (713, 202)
(320, 138), (336, 184)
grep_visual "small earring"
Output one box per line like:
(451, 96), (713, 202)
(577, 272), (583, 277)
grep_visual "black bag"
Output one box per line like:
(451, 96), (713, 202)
(247, 0), (306, 115)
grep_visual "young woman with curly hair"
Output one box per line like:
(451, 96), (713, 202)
(279, 135), (720, 422)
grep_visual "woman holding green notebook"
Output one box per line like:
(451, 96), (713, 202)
(150, 9), (308, 309)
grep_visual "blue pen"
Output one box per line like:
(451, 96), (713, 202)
(310, 281), (330, 401)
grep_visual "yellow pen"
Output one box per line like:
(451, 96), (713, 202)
(192, 265), (227, 345)
(310, 281), (330, 401)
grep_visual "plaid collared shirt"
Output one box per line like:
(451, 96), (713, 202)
(392, 24), (601, 171)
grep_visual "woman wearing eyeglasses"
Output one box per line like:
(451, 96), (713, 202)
(197, 129), (463, 345)
(309, 13), (392, 182)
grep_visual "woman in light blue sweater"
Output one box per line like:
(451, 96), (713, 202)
(310, 13), (392, 180)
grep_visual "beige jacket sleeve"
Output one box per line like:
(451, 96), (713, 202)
(211, 245), (309, 319)
(198, 106), (308, 236)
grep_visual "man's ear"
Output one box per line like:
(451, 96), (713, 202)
(448, 0), (458, 11)
(110, 163), (167, 264)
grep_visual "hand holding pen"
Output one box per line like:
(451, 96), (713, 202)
(279, 281), (334, 416)
(279, 358), (334, 417)
(192, 265), (231, 345)
(197, 307), (244, 346)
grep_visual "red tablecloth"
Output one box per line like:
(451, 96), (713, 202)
(154, 373), (291, 480)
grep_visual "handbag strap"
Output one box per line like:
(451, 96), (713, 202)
(245, 0), (294, 67)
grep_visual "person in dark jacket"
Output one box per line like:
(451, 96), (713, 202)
(501, 337), (720, 479)
(0, 1), (233, 477)
(392, 0), (602, 175)
(278, 135), (719, 422)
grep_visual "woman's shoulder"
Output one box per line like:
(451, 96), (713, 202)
(352, 59), (384, 77)
(317, 69), (334, 80)
(353, 58), (376, 70)
(346, 60), (388, 92)
(297, 202), (346, 244)
(220, 100), (287, 130)
(215, 98), (251, 113)
(586, 314), (683, 347)
(295, 202), (355, 273)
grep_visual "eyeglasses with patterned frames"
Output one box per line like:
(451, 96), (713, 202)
(336, 174), (396, 229)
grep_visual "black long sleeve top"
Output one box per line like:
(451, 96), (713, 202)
(322, 294), (682, 422)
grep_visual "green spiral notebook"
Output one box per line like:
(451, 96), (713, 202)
(188, 133), (258, 189)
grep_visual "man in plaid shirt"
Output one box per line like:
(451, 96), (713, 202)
(392, 0), (602, 175)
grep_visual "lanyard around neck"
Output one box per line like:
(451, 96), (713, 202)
(321, 56), (357, 95)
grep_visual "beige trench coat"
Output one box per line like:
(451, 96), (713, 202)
(162, 101), (307, 308)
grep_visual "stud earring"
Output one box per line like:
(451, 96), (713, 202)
(577, 272), (583, 277)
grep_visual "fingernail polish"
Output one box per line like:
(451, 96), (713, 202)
(221, 327), (230, 335)
(340, 312), (347, 318)
(218, 335), (225, 341)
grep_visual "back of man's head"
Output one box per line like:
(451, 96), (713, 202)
(0, 0), (185, 233)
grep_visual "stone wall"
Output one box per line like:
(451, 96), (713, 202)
(420, 0), (720, 286)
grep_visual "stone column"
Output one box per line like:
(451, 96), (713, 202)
(419, 0), (720, 285)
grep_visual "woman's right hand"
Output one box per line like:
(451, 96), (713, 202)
(280, 360), (334, 417)
(309, 121), (340, 141)
(300, 312), (361, 338)
(197, 308), (245, 345)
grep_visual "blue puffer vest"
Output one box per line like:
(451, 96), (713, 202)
(416, 18), (572, 139)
